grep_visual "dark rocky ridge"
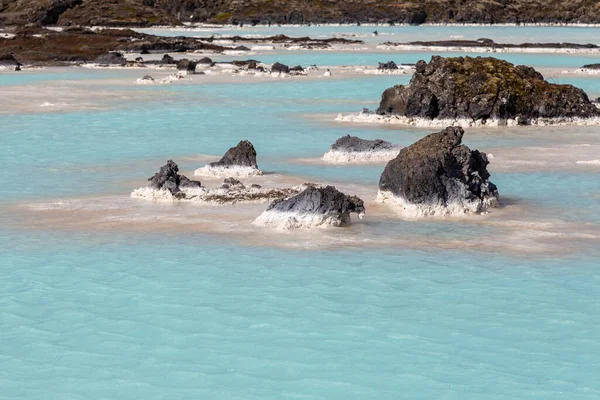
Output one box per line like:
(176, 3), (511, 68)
(210, 140), (258, 169)
(377, 56), (600, 124)
(265, 185), (365, 226)
(383, 39), (600, 50)
(148, 160), (202, 195)
(0, 27), (228, 65)
(3, 0), (600, 27)
(379, 126), (498, 214)
(582, 63), (600, 70)
(331, 135), (396, 152)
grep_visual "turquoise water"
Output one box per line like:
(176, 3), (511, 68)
(215, 51), (600, 69)
(2, 27), (600, 399)
(139, 25), (600, 45)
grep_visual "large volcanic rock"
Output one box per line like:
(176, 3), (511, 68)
(146, 160), (201, 195)
(255, 185), (365, 229)
(195, 140), (261, 177)
(376, 56), (600, 125)
(323, 135), (401, 163)
(378, 126), (498, 216)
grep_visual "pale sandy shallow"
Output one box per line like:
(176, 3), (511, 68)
(3, 169), (599, 256)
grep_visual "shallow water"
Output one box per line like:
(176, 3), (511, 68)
(2, 25), (600, 399)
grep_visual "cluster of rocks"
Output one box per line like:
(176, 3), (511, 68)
(376, 56), (600, 125)
(270, 62), (306, 76)
(377, 61), (398, 71)
(133, 121), (503, 229)
(132, 143), (365, 227)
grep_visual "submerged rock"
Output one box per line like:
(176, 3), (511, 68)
(195, 140), (261, 177)
(378, 126), (498, 216)
(255, 185), (365, 229)
(323, 135), (400, 163)
(93, 52), (127, 66)
(136, 75), (155, 84)
(377, 56), (600, 125)
(147, 160), (202, 195)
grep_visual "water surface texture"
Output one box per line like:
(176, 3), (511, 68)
(1, 25), (600, 400)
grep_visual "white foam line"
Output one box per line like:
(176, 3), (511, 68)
(336, 112), (600, 128)
(561, 68), (600, 75)
(377, 190), (499, 218)
(322, 149), (401, 164)
(194, 165), (263, 177)
(576, 160), (600, 165)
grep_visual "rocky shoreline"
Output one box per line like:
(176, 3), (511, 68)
(3, 0), (600, 27)
(0, 26), (361, 67)
(378, 39), (600, 54)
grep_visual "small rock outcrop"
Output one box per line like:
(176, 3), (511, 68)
(378, 61), (398, 70)
(195, 140), (261, 176)
(93, 52), (127, 66)
(177, 59), (197, 74)
(197, 57), (214, 65)
(255, 185), (365, 229)
(323, 135), (401, 163)
(376, 56), (600, 125)
(378, 126), (498, 216)
(0, 54), (22, 70)
(147, 160), (202, 195)
(582, 63), (600, 70)
(271, 62), (290, 74)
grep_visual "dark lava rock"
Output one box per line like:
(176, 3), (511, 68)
(221, 177), (245, 189)
(377, 56), (600, 124)
(379, 126), (498, 214)
(0, 54), (22, 70)
(148, 160), (202, 194)
(93, 52), (127, 66)
(210, 140), (258, 169)
(234, 45), (251, 51)
(176, 58), (197, 73)
(331, 135), (396, 152)
(161, 54), (175, 64)
(582, 63), (600, 70)
(378, 61), (398, 70)
(266, 185), (365, 225)
(289, 65), (305, 72)
(197, 57), (214, 65)
(271, 62), (290, 74)
(139, 75), (155, 82)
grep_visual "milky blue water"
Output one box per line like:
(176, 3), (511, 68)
(2, 26), (600, 399)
